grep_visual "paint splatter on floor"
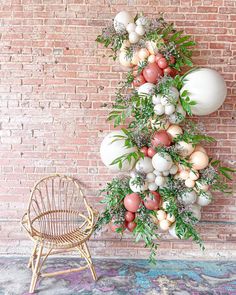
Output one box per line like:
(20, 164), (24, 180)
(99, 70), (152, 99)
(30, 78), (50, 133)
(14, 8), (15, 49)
(0, 257), (235, 294)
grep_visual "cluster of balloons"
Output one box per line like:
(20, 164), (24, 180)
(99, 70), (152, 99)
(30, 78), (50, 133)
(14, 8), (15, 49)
(99, 11), (228, 240)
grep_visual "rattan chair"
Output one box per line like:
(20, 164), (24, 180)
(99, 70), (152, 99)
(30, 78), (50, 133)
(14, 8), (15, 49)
(21, 174), (97, 293)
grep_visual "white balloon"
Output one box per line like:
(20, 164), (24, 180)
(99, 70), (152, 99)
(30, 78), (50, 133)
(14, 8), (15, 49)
(160, 95), (168, 106)
(165, 104), (175, 115)
(129, 178), (148, 193)
(155, 175), (166, 186)
(187, 204), (201, 221)
(154, 104), (165, 115)
(148, 182), (158, 191)
(136, 16), (149, 27)
(135, 25), (145, 36)
(152, 152), (173, 172)
(129, 32), (140, 44)
(169, 223), (180, 239)
(162, 170), (170, 176)
(178, 190), (197, 205)
(126, 22), (136, 33)
(146, 172), (156, 183)
(100, 130), (137, 172)
(181, 68), (227, 116)
(152, 94), (162, 105)
(135, 157), (154, 174)
(114, 11), (134, 33)
(169, 86), (179, 101)
(197, 191), (212, 206)
(138, 83), (155, 95)
(169, 165), (178, 175)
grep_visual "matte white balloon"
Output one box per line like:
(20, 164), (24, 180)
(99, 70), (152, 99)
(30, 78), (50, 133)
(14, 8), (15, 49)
(155, 175), (166, 186)
(135, 25), (145, 36)
(138, 83), (155, 95)
(148, 182), (158, 191)
(181, 68), (227, 116)
(154, 104), (165, 115)
(197, 191), (212, 206)
(136, 16), (149, 26)
(152, 94), (162, 105)
(126, 22), (136, 33)
(152, 152), (173, 172)
(129, 178), (148, 193)
(100, 130), (137, 172)
(165, 104), (175, 115)
(169, 222), (180, 239)
(169, 86), (179, 101)
(129, 32), (140, 44)
(135, 157), (154, 174)
(146, 172), (156, 183)
(178, 190), (197, 205)
(114, 11), (134, 33)
(169, 164), (178, 175)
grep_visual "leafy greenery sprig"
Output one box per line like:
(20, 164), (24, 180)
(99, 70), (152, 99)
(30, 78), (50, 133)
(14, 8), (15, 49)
(174, 131), (215, 146)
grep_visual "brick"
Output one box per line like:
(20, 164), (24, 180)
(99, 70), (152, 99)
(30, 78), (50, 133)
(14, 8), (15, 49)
(0, 0), (235, 258)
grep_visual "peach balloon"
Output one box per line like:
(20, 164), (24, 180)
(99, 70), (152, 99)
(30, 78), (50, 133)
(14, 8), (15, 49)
(194, 145), (207, 154)
(167, 125), (183, 139)
(185, 178), (195, 188)
(156, 210), (167, 221)
(148, 54), (156, 63)
(189, 170), (199, 180)
(166, 213), (175, 223)
(159, 219), (171, 231)
(190, 151), (209, 170)
(176, 141), (195, 157)
(179, 170), (190, 180)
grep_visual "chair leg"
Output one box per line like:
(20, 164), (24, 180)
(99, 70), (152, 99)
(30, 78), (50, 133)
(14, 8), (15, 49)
(78, 242), (97, 281)
(28, 242), (38, 269)
(29, 243), (43, 294)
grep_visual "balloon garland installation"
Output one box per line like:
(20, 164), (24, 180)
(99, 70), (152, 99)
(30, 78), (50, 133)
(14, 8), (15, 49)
(95, 12), (235, 263)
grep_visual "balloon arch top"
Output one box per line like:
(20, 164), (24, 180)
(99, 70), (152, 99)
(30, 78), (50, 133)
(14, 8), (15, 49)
(95, 11), (234, 263)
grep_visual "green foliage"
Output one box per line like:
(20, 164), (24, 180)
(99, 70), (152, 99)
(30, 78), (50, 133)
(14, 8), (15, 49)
(134, 206), (160, 265)
(159, 187), (204, 249)
(179, 90), (197, 115)
(174, 131), (215, 146)
(95, 177), (131, 232)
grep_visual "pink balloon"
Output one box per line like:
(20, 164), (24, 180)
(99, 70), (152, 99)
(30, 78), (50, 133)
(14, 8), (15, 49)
(151, 130), (172, 147)
(143, 63), (163, 83)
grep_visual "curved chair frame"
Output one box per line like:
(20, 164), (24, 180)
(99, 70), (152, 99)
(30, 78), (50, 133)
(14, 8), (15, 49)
(21, 174), (97, 293)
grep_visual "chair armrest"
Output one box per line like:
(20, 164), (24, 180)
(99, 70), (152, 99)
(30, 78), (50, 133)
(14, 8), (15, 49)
(21, 212), (32, 235)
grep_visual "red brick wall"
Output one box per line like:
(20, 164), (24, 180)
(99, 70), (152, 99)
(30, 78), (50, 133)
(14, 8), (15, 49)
(0, 0), (235, 259)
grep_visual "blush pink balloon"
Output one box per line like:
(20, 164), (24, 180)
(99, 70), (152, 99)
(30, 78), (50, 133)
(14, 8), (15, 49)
(151, 130), (172, 147)
(143, 63), (163, 83)
(124, 193), (142, 213)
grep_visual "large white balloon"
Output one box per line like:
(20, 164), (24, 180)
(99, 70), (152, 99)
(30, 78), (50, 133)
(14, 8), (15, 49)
(100, 130), (137, 172)
(152, 152), (173, 172)
(138, 83), (155, 95)
(181, 68), (227, 116)
(114, 11), (134, 33)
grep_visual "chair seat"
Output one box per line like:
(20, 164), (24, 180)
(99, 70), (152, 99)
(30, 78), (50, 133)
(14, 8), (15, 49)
(33, 227), (91, 249)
